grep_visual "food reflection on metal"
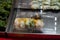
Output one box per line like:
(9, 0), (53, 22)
(30, 0), (42, 9)
(18, 0), (60, 9)
(42, 15), (55, 18)
(30, 1), (39, 9)
(54, 17), (57, 32)
(19, 0), (60, 9)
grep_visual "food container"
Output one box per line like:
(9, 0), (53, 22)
(6, 0), (60, 35)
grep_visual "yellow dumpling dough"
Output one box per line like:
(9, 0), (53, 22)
(14, 18), (44, 30)
(14, 18), (25, 29)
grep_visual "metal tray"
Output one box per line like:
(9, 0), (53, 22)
(6, 8), (60, 34)
(5, 0), (60, 35)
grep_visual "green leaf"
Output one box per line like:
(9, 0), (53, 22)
(0, 0), (12, 27)
(0, 20), (6, 27)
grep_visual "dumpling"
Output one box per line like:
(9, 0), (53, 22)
(34, 19), (44, 29)
(14, 18), (21, 29)
(14, 18), (25, 29)
(19, 21), (25, 28)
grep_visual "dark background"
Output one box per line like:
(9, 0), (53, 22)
(0, 0), (12, 31)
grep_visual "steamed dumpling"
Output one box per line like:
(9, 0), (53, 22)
(20, 21), (25, 28)
(25, 18), (30, 25)
(14, 18), (21, 29)
(33, 19), (44, 29)
(35, 20), (44, 27)
(14, 18), (25, 29)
